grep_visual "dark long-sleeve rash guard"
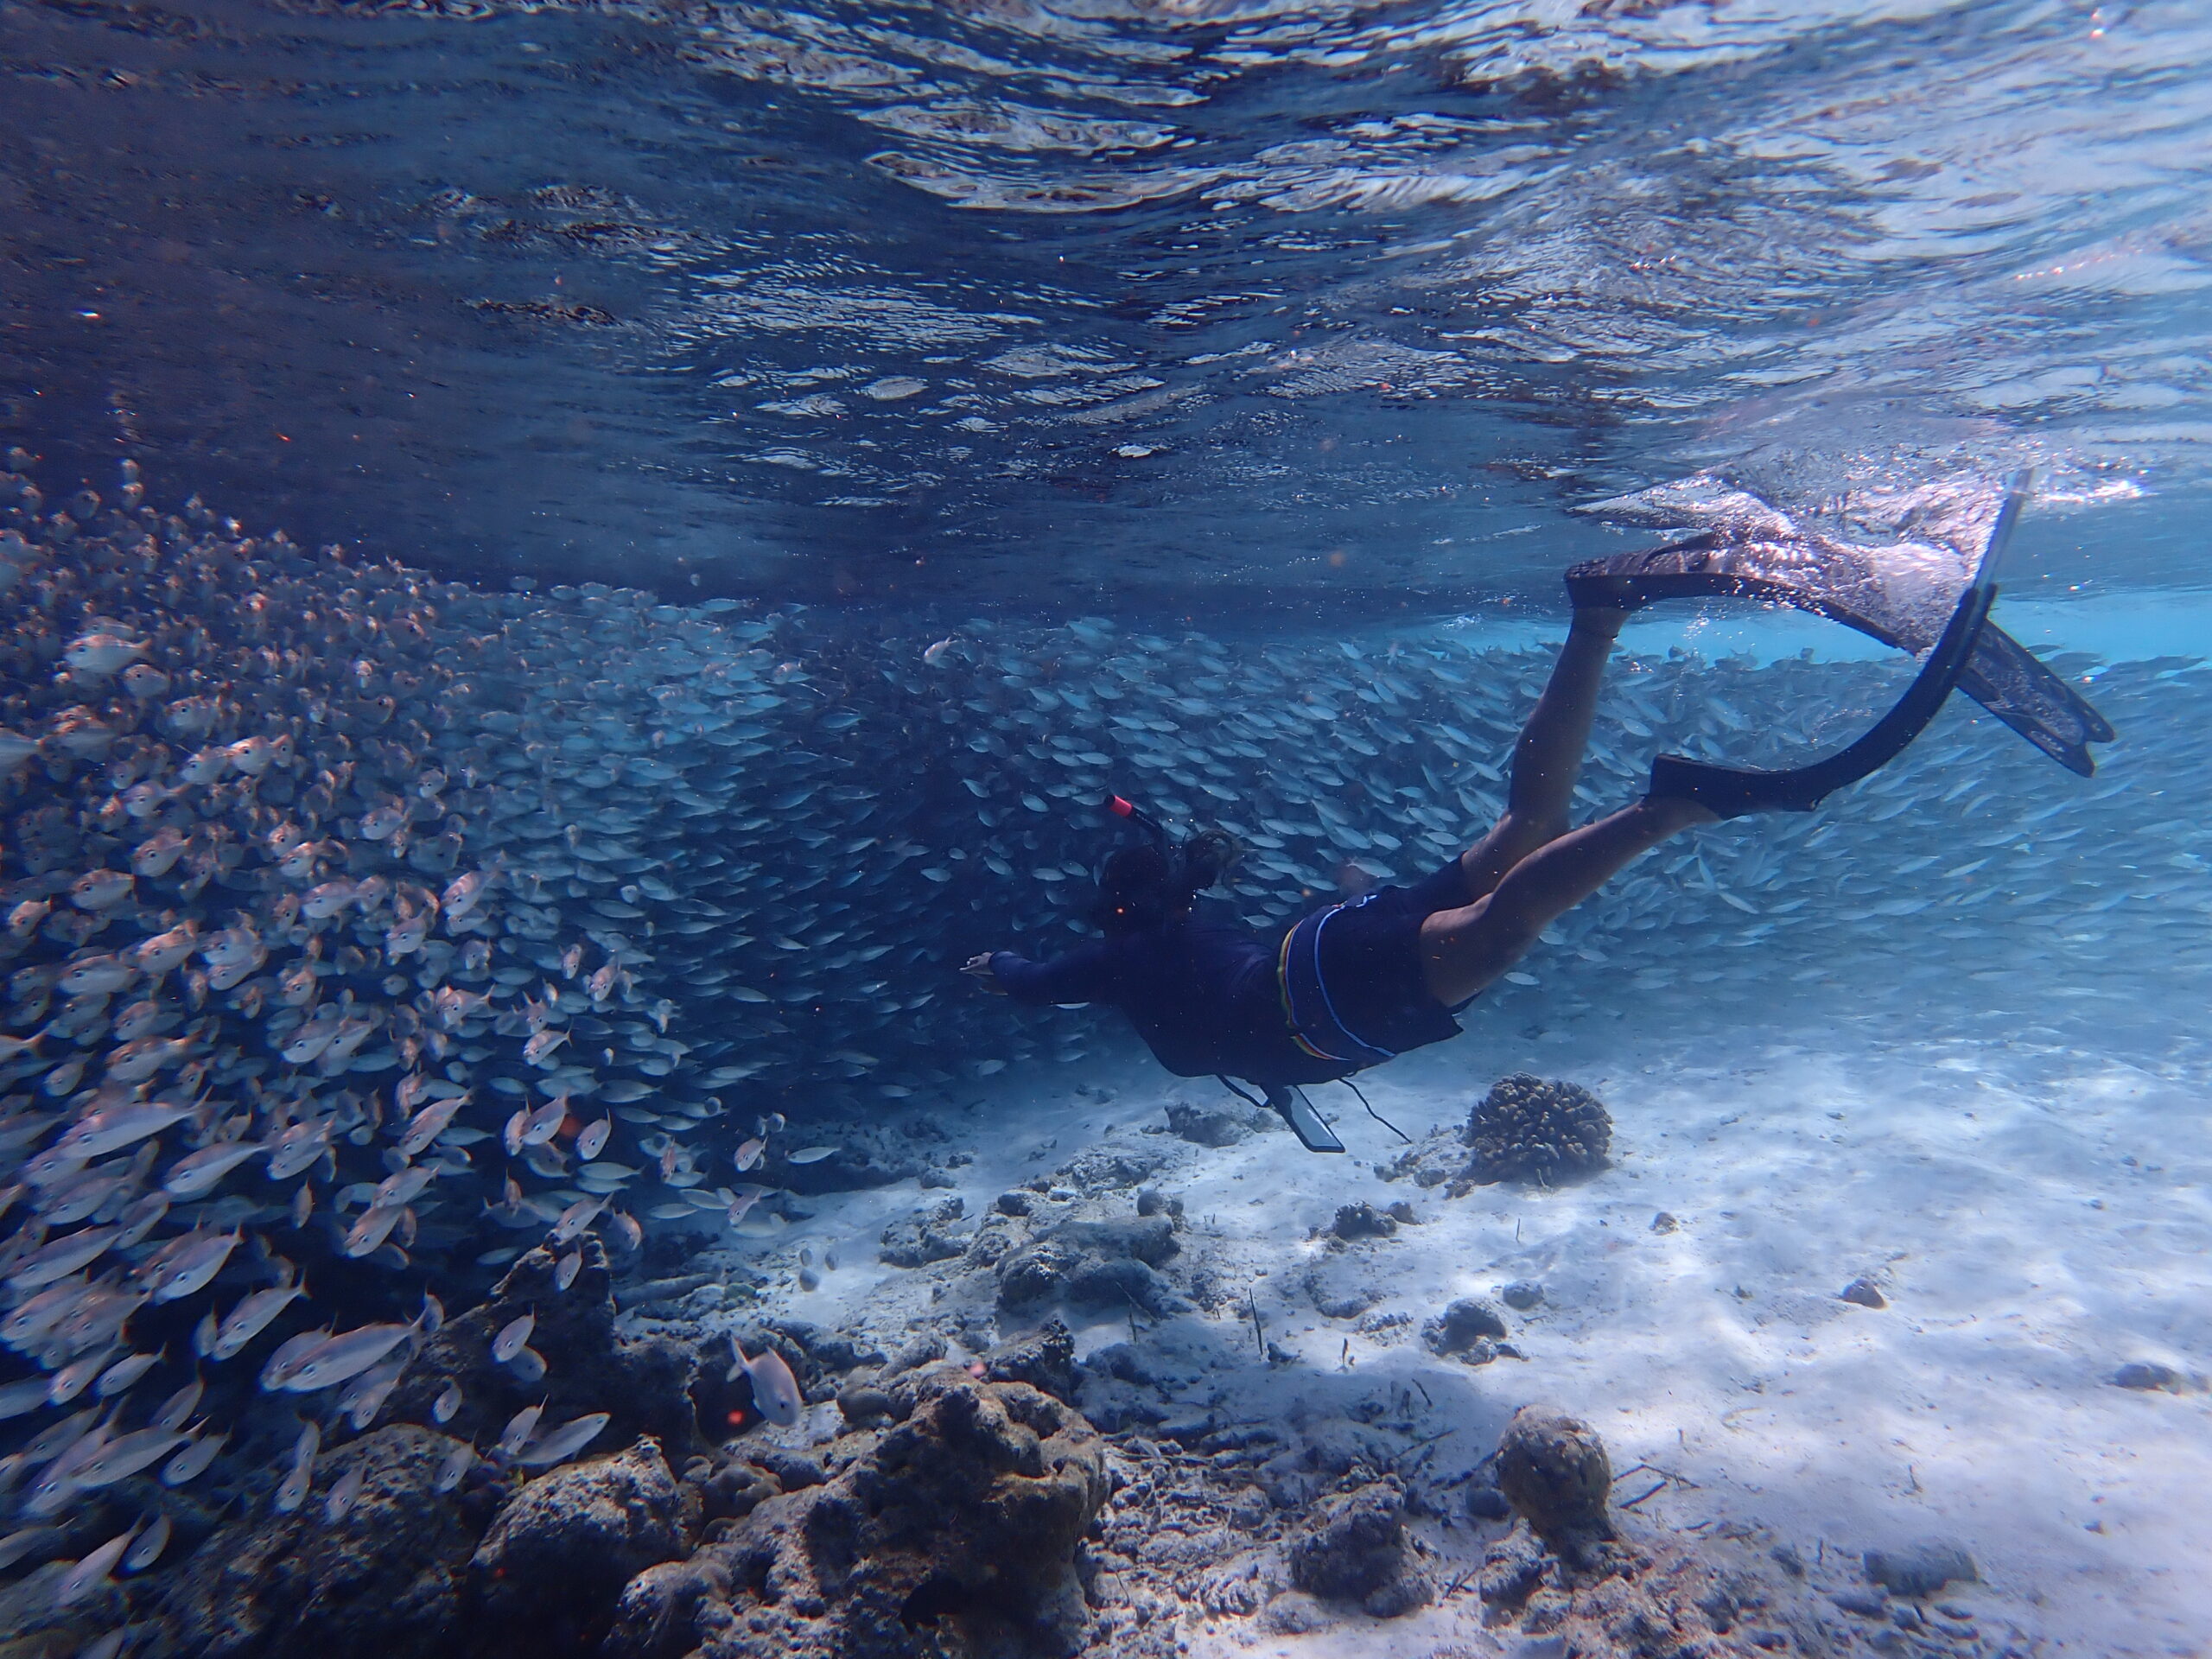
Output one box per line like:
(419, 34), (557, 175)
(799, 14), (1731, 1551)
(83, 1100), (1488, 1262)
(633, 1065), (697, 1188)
(988, 907), (1356, 1089)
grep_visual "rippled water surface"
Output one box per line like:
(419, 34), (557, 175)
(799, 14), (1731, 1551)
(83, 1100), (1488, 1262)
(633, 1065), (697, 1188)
(3, 0), (2209, 612)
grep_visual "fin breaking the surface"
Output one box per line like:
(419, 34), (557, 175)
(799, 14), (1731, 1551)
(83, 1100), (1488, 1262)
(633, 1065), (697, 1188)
(1567, 475), (2113, 779)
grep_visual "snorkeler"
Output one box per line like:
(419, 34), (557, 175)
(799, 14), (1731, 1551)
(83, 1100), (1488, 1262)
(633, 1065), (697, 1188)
(964, 487), (2113, 1153)
(963, 602), (1718, 1152)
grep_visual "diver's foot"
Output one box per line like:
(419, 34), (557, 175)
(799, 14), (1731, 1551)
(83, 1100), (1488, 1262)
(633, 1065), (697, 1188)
(1267, 1086), (1345, 1154)
(1635, 788), (1726, 830)
(1645, 756), (1810, 821)
(1571, 605), (1630, 641)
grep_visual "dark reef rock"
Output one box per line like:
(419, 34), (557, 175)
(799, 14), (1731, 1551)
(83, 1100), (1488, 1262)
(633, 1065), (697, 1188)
(1164, 1099), (1257, 1147)
(1051, 1141), (1169, 1193)
(1863, 1540), (1977, 1598)
(157, 1424), (487, 1659)
(879, 1197), (968, 1268)
(1286, 1477), (1432, 1618)
(1381, 1073), (1611, 1192)
(473, 1436), (685, 1645)
(605, 1369), (1109, 1659)
(1421, 1297), (1509, 1360)
(1305, 1260), (1382, 1320)
(390, 1237), (702, 1458)
(2111, 1359), (2183, 1391)
(1840, 1275), (1888, 1309)
(984, 1316), (1079, 1402)
(1472, 1410), (1838, 1656)
(1494, 1404), (1614, 1553)
(1326, 1201), (1397, 1242)
(995, 1217), (1185, 1316)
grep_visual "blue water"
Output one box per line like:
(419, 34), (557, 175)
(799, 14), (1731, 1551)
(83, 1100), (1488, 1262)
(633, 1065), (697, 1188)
(3, 3), (2211, 1654)
(3, 0), (2209, 614)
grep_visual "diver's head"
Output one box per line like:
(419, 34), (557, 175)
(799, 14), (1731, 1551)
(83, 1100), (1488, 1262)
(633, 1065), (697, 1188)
(1180, 825), (1243, 892)
(1089, 824), (1243, 936)
(1092, 842), (1181, 936)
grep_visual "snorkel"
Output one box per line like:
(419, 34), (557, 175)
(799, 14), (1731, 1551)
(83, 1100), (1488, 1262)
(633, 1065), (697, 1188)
(1107, 793), (1169, 845)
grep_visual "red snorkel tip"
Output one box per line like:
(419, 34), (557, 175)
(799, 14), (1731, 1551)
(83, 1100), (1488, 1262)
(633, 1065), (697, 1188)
(1108, 795), (1135, 818)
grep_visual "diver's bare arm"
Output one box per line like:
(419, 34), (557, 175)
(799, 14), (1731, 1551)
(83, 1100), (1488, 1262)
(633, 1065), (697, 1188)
(1420, 793), (1711, 1006)
(1453, 608), (1627, 901)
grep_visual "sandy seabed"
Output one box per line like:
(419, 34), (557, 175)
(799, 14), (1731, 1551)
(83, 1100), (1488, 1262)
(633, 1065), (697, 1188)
(747, 990), (2211, 1659)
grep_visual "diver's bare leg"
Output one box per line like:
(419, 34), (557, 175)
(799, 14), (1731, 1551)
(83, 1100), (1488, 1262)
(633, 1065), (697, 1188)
(1421, 793), (1713, 1006)
(1453, 608), (1628, 900)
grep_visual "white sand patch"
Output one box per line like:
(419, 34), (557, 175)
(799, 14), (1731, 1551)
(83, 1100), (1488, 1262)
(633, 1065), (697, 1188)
(785, 1001), (2210, 1657)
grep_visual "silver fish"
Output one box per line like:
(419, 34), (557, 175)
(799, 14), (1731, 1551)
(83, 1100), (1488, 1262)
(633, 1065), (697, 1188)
(731, 1338), (804, 1428)
(54, 1527), (136, 1605)
(513, 1412), (610, 1468)
(162, 1139), (265, 1198)
(160, 1431), (226, 1486)
(276, 1319), (418, 1394)
(495, 1403), (543, 1459)
(323, 1463), (365, 1522)
(433, 1440), (475, 1493)
(492, 1313), (535, 1363)
(212, 1275), (307, 1360)
(148, 1229), (240, 1302)
(124, 1511), (170, 1572)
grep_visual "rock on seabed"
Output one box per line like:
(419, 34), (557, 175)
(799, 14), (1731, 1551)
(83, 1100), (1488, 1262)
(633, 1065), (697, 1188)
(607, 1367), (1108, 1659)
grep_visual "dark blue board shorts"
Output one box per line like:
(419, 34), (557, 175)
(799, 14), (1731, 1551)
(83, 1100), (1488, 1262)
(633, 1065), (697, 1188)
(1277, 858), (1475, 1071)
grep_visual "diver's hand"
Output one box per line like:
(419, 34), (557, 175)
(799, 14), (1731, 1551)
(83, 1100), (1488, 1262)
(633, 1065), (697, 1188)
(962, 954), (1007, 995)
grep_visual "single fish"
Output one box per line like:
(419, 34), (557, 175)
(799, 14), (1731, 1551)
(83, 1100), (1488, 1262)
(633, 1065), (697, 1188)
(433, 1379), (462, 1423)
(10, 1226), (121, 1291)
(341, 1204), (408, 1259)
(576, 1118), (612, 1160)
(67, 1425), (190, 1490)
(730, 1337), (804, 1428)
(505, 1345), (547, 1385)
(433, 1440), (475, 1493)
(92, 1350), (162, 1400)
(495, 1404), (543, 1459)
(60, 1099), (192, 1160)
(151, 1376), (204, 1432)
(276, 1318), (419, 1395)
(124, 1510), (170, 1572)
(54, 1527), (137, 1605)
(786, 1146), (837, 1165)
(148, 1229), (240, 1302)
(554, 1249), (582, 1291)
(212, 1274), (307, 1360)
(397, 1092), (467, 1158)
(491, 1313), (535, 1363)
(513, 1412), (610, 1468)
(160, 1431), (226, 1486)
(162, 1139), (265, 1198)
(258, 1326), (334, 1391)
(519, 1097), (568, 1147)
(323, 1463), (365, 1522)
(550, 1196), (603, 1245)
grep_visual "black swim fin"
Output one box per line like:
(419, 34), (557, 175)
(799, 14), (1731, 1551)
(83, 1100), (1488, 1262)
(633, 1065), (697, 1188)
(1604, 474), (2031, 818)
(1567, 473), (2112, 779)
(1267, 1084), (1345, 1154)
